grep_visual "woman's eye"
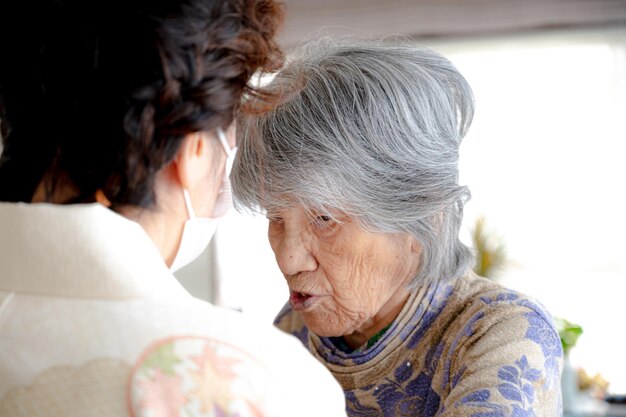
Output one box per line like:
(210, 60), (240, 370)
(312, 214), (336, 230)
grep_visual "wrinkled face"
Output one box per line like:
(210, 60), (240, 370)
(267, 205), (421, 339)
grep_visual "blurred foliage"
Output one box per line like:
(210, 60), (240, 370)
(471, 215), (507, 279)
(578, 367), (610, 397)
(555, 317), (583, 357)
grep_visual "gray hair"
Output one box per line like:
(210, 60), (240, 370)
(232, 38), (475, 288)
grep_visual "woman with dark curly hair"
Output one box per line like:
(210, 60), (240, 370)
(0, 1), (346, 415)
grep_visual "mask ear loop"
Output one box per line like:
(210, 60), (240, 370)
(212, 127), (238, 218)
(182, 129), (231, 221)
(217, 127), (235, 157)
(182, 189), (196, 218)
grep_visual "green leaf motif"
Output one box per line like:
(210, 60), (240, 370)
(140, 342), (182, 376)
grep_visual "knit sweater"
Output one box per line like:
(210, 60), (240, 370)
(275, 273), (563, 417)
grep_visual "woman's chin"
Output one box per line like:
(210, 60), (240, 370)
(301, 314), (349, 338)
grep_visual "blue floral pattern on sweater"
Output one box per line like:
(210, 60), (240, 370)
(275, 274), (563, 417)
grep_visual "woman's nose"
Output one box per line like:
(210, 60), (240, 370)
(272, 230), (317, 278)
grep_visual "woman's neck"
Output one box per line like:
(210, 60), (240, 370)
(343, 289), (411, 350)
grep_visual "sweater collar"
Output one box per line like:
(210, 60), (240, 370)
(311, 279), (453, 370)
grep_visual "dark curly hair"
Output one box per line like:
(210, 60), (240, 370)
(0, 0), (284, 207)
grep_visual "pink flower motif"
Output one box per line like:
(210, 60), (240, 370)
(191, 343), (241, 380)
(137, 368), (187, 417)
(188, 343), (242, 413)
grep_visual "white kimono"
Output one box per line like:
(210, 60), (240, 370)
(0, 202), (346, 417)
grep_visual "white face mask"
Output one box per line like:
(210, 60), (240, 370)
(170, 127), (238, 273)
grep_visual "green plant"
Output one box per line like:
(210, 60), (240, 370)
(471, 215), (507, 279)
(554, 317), (583, 357)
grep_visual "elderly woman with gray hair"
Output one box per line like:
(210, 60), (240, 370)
(232, 39), (563, 417)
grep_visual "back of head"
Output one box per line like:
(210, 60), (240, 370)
(232, 38), (475, 285)
(0, 0), (283, 207)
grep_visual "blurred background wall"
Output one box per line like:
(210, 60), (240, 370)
(275, 0), (626, 48)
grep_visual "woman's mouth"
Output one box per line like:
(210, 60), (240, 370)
(289, 291), (318, 311)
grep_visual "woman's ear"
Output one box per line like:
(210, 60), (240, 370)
(174, 132), (211, 190)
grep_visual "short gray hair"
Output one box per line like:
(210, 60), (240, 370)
(232, 38), (475, 287)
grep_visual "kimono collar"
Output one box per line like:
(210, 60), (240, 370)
(0, 202), (190, 300)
